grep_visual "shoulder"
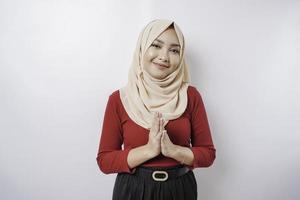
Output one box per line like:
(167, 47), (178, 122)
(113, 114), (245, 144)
(108, 89), (121, 100)
(103, 89), (123, 117)
(105, 89), (122, 109)
(187, 84), (202, 100)
(187, 84), (205, 112)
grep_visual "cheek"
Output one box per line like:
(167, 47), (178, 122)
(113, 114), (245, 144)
(145, 49), (157, 61)
(143, 51), (155, 71)
(170, 56), (180, 67)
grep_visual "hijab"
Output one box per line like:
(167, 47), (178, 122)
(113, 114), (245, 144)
(119, 19), (191, 130)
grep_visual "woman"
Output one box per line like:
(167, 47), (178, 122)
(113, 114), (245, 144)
(96, 19), (216, 200)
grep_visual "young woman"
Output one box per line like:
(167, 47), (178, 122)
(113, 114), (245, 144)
(96, 19), (216, 200)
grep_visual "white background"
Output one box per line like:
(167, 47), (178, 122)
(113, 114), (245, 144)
(1, 0), (299, 199)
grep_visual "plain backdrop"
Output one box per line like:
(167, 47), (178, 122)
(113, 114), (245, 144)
(1, 0), (299, 199)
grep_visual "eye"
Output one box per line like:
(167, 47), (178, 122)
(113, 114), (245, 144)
(151, 43), (161, 48)
(170, 49), (180, 54)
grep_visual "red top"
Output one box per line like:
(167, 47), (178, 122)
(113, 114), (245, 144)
(96, 85), (216, 174)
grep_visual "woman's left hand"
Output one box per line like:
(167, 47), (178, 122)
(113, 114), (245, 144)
(160, 129), (178, 158)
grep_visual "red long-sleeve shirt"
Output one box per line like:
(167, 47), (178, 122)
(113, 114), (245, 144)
(96, 85), (216, 174)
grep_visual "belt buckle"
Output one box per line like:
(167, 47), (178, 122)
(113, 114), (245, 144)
(152, 170), (168, 181)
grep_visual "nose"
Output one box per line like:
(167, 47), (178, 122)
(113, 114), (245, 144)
(158, 49), (169, 63)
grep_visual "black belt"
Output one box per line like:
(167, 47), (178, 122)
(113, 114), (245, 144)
(133, 165), (190, 182)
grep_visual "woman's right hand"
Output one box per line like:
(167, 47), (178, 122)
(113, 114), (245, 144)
(146, 112), (164, 158)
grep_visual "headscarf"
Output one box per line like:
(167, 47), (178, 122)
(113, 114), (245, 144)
(119, 19), (191, 130)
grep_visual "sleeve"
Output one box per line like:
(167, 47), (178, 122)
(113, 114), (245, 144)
(96, 94), (136, 174)
(186, 88), (216, 170)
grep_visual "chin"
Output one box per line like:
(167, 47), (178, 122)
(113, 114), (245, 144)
(144, 67), (169, 79)
(155, 74), (168, 79)
(149, 72), (165, 79)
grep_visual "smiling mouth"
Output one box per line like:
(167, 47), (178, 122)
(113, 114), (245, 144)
(153, 62), (169, 69)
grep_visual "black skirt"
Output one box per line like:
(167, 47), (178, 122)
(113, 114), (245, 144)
(112, 165), (197, 200)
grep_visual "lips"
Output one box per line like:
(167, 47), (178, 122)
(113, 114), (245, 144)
(153, 62), (169, 68)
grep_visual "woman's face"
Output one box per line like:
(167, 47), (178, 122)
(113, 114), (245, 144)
(142, 27), (181, 79)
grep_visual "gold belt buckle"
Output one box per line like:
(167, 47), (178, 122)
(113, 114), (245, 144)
(152, 170), (168, 181)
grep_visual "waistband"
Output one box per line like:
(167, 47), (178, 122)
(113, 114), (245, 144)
(133, 165), (190, 182)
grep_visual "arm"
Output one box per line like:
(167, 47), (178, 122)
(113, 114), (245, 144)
(127, 144), (155, 169)
(128, 112), (163, 169)
(188, 88), (216, 169)
(171, 145), (195, 166)
(96, 94), (138, 174)
(168, 88), (216, 169)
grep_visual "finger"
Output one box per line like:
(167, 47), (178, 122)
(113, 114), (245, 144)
(164, 131), (171, 143)
(159, 116), (161, 131)
(161, 118), (165, 132)
(155, 113), (160, 132)
(151, 112), (159, 134)
(164, 130), (169, 139)
(161, 130), (166, 141)
(156, 131), (162, 140)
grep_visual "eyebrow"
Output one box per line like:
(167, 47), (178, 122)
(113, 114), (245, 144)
(154, 39), (180, 47)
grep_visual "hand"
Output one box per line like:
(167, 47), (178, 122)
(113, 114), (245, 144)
(161, 126), (177, 158)
(146, 112), (163, 158)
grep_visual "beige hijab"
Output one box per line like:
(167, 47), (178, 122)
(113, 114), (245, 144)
(119, 19), (191, 130)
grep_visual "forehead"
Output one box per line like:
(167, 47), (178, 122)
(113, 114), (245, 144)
(155, 28), (180, 46)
